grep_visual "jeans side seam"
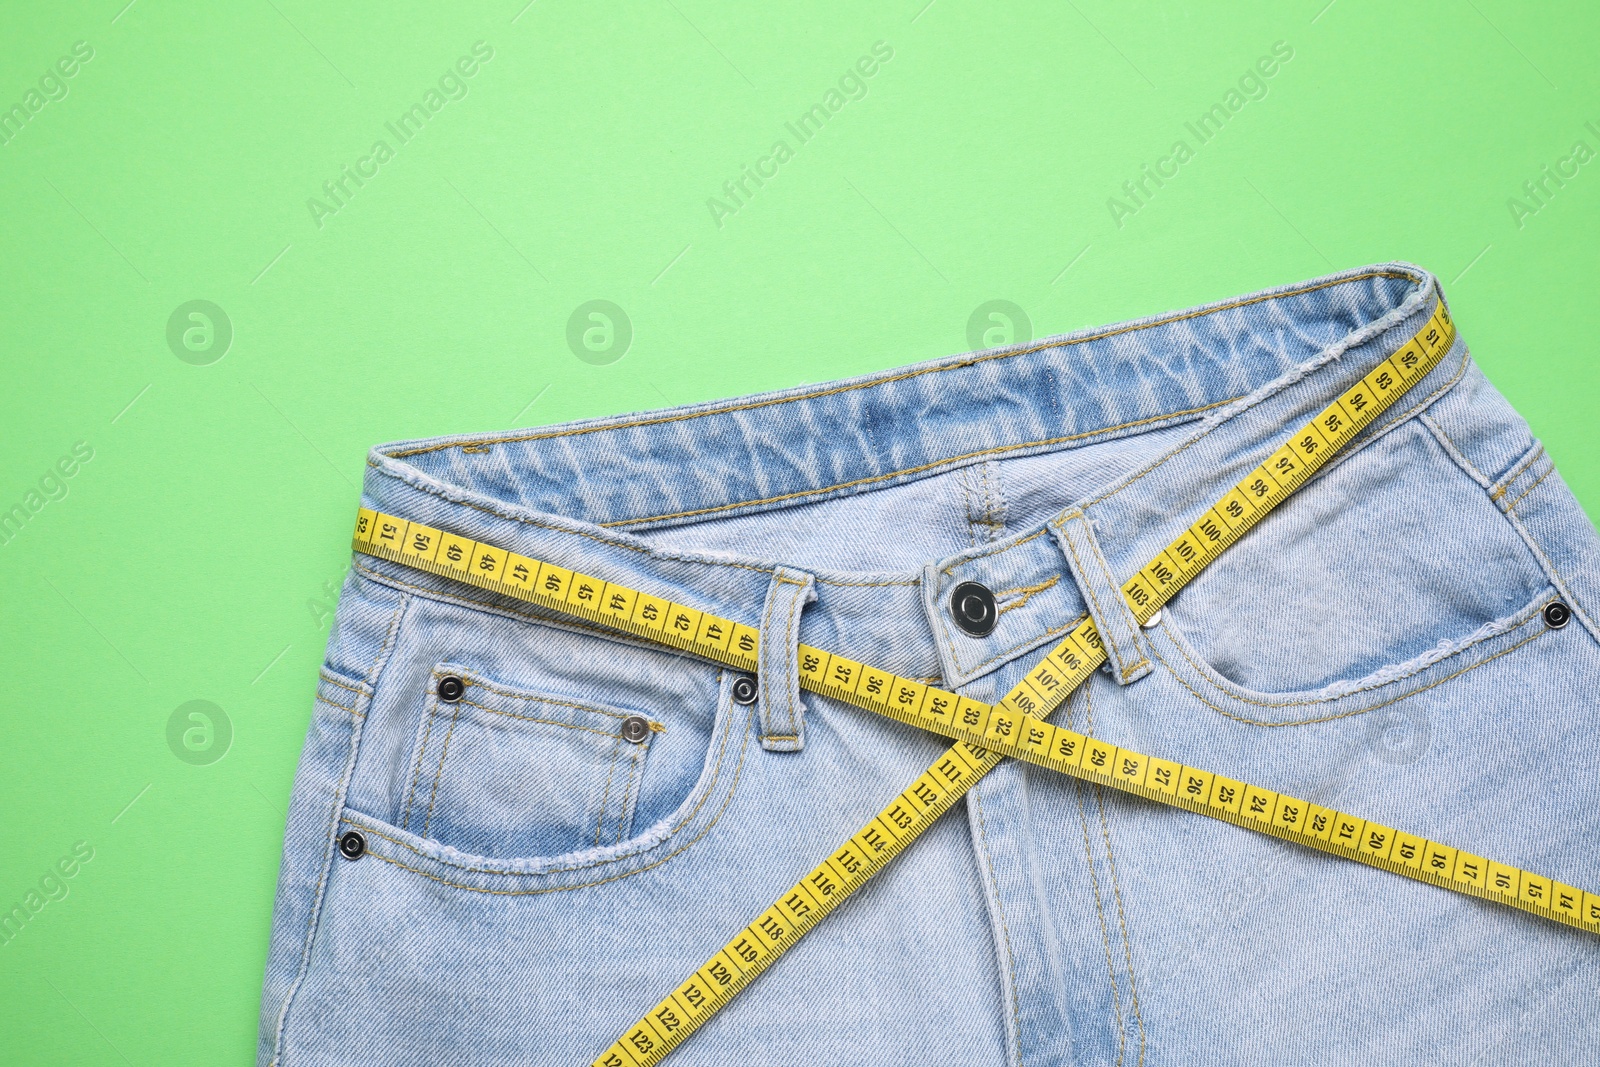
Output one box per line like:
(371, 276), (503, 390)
(1505, 465), (1555, 513)
(1490, 443), (1547, 500)
(269, 591), (410, 1067)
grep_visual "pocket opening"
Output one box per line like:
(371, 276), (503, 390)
(397, 663), (665, 860)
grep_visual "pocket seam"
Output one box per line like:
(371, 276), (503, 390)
(400, 692), (442, 832)
(462, 676), (643, 722)
(410, 681), (659, 845)
(338, 670), (748, 890)
(420, 699), (464, 839)
(450, 696), (652, 740)
(348, 693), (748, 893)
(1151, 609), (1548, 727)
(593, 734), (624, 847)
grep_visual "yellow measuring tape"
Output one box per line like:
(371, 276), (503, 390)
(348, 299), (1598, 1067)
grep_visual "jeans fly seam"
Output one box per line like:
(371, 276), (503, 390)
(994, 575), (1060, 619)
(971, 786), (1024, 1067)
(1097, 789), (1144, 1067)
(1087, 678), (1145, 1065)
(1070, 688), (1125, 1067)
(269, 591), (409, 1067)
(1095, 816), (1145, 1063)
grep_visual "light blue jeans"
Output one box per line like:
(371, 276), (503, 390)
(258, 263), (1600, 1066)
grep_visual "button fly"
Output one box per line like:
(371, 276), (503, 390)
(950, 581), (997, 637)
(730, 676), (759, 706)
(620, 716), (651, 744)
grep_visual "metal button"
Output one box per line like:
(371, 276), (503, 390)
(730, 676), (759, 706)
(338, 830), (366, 861)
(1543, 601), (1572, 630)
(621, 715), (652, 744)
(437, 675), (465, 702)
(950, 581), (997, 637)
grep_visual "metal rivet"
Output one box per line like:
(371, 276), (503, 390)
(338, 830), (366, 861)
(621, 715), (651, 744)
(437, 675), (465, 702)
(1142, 610), (1163, 629)
(1543, 602), (1571, 630)
(730, 676), (759, 706)
(950, 581), (997, 637)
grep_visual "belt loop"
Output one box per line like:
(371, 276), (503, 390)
(1050, 511), (1153, 686)
(757, 565), (817, 752)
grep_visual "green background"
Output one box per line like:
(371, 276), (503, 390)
(2, 1), (1595, 1061)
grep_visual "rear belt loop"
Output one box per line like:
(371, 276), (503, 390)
(757, 565), (817, 752)
(1050, 510), (1153, 685)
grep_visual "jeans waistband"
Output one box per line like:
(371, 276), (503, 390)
(358, 262), (1463, 689)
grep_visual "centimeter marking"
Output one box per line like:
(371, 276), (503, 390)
(344, 299), (1598, 1067)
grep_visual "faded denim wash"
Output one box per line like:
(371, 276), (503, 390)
(259, 263), (1600, 1066)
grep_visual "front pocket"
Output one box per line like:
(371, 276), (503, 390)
(398, 664), (662, 859)
(1159, 418), (1550, 697)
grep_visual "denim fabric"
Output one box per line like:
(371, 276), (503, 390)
(258, 263), (1600, 1066)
